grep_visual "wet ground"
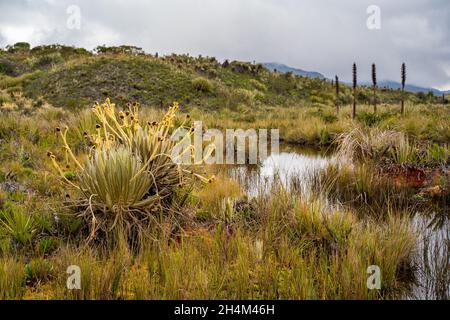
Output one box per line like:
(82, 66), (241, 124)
(219, 144), (449, 300)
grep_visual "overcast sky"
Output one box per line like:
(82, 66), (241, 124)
(0, 0), (449, 90)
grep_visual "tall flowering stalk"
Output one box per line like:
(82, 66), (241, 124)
(335, 75), (340, 114)
(372, 63), (377, 114)
(352, 63), (357, 119)
(401, 63), (406, 115)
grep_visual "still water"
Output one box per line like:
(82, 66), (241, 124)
(227, 145), (332, 197)
(221, 144), (449, 300)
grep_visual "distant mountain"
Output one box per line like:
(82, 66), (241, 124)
(263, 62), (325, 79)
(264, 62), (448, 95)
(360, 80), (447, 95)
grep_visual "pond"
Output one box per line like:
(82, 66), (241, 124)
(227, 144), (333, 197)
(220, 144), (449, 300)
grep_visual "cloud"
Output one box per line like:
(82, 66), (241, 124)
(0, 0), (449, 89)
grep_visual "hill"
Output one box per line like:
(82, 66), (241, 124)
(264, 61), (447, 96)
(263, 62), (325, 79)
(0, 44), (442, 110)
(361, 80), (446, 95)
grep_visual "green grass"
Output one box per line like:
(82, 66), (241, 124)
(2, 44), (435, 112)
(0, 187), (417, 300)
(0, 44), (448, 300)
(0, 102), (424, 300)
(0, 203), (36, 246)
(0, 257), (26, 299)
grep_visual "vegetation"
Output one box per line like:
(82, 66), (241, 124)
(0, 43), (441, 112)
(335, 127), (449, 167)
(0, 43), (448, 300)
(47, 100), (212, 247)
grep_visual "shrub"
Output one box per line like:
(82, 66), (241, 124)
(7, 42), (31, 52)
(252, 90), (265, 103)
(357, 111), (388, 127)
(312, 109), (337, 123)
(268, 73), (296, 94)
(249, 79), (267, 92)
(230, 88), (256, 107)
(192, 77), (214, 93)
(33, 53), (64, 69)
(336, 128), (405, 162)
(0, 59), (18, 76)
(0, 90), (11, 105)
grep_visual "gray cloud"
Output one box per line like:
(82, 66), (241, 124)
(0, 0), (449, 89)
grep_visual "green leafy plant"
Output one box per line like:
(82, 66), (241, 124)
(389, 135), (419, 165)
(426, 143), (449, 164)
(356, 111), (389, 127)
(64, 171), (77, 180)
(36, 237), (59, 256)
(80, 146), (155, 211)
(24, 257), (54, 284)
(49, 99), (214, 244)
(0, 203), (36, 245)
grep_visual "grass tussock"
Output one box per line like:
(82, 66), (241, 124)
(0, 257), (26, 299)
(335, 127), (449, 166)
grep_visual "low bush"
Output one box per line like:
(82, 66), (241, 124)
(192, 77), (214, 93)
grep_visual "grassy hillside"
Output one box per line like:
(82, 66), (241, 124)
(0, 44), (439, 111)
(0, 44), (449, 148)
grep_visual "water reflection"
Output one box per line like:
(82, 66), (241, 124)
(227, 145), (331, 197)
(406, 212), (450, 300)
(218, 144), (449, 300)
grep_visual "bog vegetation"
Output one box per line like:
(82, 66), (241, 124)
(0, 43), (448, 300)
